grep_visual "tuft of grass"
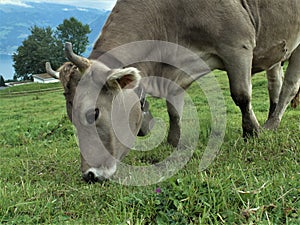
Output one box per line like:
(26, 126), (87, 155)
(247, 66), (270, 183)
(0, 71), (299, 224)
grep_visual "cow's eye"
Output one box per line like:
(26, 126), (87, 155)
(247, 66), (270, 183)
(86, 108), (100, 124)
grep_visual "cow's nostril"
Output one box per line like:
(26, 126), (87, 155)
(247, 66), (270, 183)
(82, 171), (106, 183)
(83, 171), (98, 183)
(86, 108), (100, 124)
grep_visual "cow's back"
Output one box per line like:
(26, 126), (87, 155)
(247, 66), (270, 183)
(92, 0), (300, 72)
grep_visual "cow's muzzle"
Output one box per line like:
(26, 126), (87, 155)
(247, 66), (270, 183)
(82, 166), (116, 183)
(82, 171), (105, 183)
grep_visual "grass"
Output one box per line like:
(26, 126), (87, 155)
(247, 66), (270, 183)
(0, 71), (299, 224)
(0, 83), (61, 95)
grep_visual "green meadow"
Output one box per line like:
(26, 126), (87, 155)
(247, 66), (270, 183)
(0, 71), (299, 224)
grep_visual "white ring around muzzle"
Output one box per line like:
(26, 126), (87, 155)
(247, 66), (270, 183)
(84, 164), (117, 180)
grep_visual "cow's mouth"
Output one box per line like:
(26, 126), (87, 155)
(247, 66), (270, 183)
(82, 165), (116, 183)
(82, 171), (105, 183)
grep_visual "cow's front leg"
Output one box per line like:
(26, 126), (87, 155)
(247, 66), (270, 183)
(166, 93), (184, 147)
(224, 49), (260, 137)
(230, 86), (260, 137)
(266, 63), (283, 119)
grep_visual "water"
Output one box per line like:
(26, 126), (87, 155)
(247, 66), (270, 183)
(0, 54), (15, 80)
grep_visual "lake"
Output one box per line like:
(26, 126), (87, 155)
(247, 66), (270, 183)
(0, 54), (15, 80)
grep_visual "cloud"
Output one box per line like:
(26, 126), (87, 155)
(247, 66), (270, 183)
(34, 0), (116, 10)
(0, 0), (32, 7)
(0, 0), (117, 10)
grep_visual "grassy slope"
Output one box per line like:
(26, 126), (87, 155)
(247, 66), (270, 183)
(0, 72), (299, 224)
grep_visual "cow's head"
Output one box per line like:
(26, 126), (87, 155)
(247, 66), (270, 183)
(46, 43), (153, 183)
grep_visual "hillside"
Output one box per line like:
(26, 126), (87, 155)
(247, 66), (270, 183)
(0, 2), (110, 55)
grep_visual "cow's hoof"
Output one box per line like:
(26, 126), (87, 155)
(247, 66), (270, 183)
(242, 127), (260, 139)
(263, 118), (280, 130)
(167, 135), (180, 148)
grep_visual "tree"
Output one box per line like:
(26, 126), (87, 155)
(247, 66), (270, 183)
(12, 17), (91, 80)
(56, 17), (91, 55)
(13, 26), (64, 80)
(0, 75), (5, 86)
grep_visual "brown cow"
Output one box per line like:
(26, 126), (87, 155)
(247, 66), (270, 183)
(47, 0), (300, 183)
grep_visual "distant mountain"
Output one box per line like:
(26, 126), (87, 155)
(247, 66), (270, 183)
(0, 2), (110, 56)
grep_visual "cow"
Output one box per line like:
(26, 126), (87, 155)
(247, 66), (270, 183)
(291, 87), (300, 109)
(47, 0), (300, 183)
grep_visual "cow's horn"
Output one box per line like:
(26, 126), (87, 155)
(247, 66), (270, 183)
(45, 62), (60, 79)
(65, 42), (90, 72)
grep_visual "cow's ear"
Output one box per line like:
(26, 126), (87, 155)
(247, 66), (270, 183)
(106, 67), (141, 90)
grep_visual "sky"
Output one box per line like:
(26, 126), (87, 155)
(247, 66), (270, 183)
(0, 0), (117, 80)
(0, 0), (117, 10)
